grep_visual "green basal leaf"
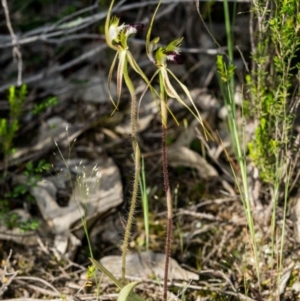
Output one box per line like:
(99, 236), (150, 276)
(117, 282), (141, 301)
(90, 258), (123, 289)
(89, 258), (145, 301)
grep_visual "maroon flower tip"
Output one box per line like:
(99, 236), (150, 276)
(167, 52), (184, 64)
(173, 54), (184, 64)
(129, 23), (145, 32)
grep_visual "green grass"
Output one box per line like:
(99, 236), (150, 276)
(214, 0), (300, 298)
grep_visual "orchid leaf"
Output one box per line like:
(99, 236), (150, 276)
(89, 258), (145, 301)
(90, 258), (123, 289)
(118, 282), (140, 301)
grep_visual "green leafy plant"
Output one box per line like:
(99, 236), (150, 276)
(0, 210), (39, 232)
(247, 0), (300, 294)
(249, 0), (300, 181)
(216, 54), (260, 286)
(0, 160), (50, 232)
(31, 96), (58, 115)
(0, 84), (27, 173)
(213, 0), (300, 297)
(90, 258), (144, 301)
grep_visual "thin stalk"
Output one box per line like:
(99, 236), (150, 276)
(139, 156), (150, 251)
(223, 0), (234, 95)
(278, 164), (290, 289)
(161, 109), (169, 194)
(121, 58), (141, 283)
(55, 140), (99, 294)
(121, 144), (140, 283)
(162, 122), (172, 301)
(125, 62), (137, 152)
(222, 0), (261, 285)
(163, 187), (173, 301)
(217, 59), (261, 285)
(160, 72), (172, 301)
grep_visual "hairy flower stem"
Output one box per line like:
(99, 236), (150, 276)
(162, 123), (173, 301)
(160, 76), (172, 301)
(161, 123), (169, 196)
(121, 61), (140, 283)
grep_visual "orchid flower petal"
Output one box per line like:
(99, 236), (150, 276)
(112, 50), (126, 114)
(165, 37), (183, 53)
(161, 67), (180, 100)
(126, 23), (144, 36)
(146, 0), (163, 62)
(167, 68), (207, 131)
(125, 26), (137, 37)
(108, 52), (119, 110)
(166, 52), (184, 64)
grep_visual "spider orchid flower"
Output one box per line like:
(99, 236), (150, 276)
(107, 16), (144, 50)
(143, 0), (204, 128)
(145, 36), (204, 127)
(155, 38), (184, 67)
(104, 0), (151, 112)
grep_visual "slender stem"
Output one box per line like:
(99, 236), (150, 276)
(121, 58), (140, 283)
(160, 72), (172, 301)
(162, 121), (169, 194)
(130, 86), (137, 152)
(121, 144), (140, 283)
(162, 124), (172, 301)
(164, 188), (173, 301)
